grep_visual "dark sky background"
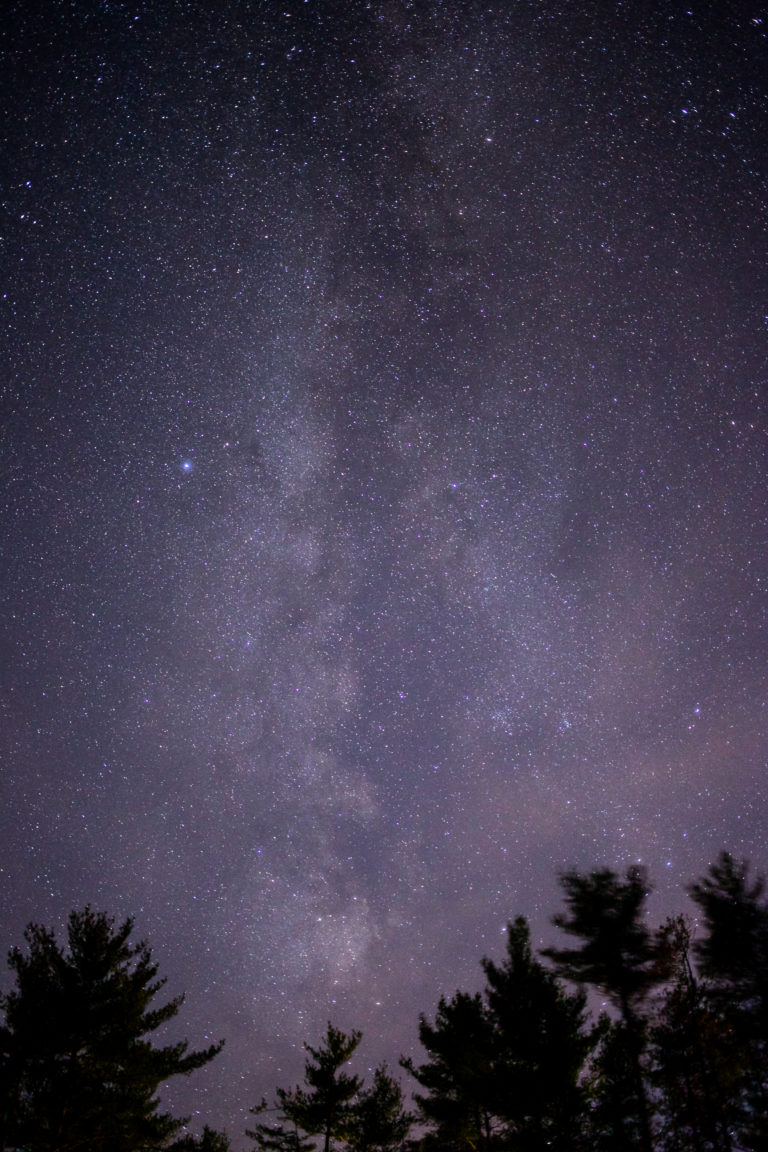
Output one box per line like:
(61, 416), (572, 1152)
(2, 0), (766, 1144)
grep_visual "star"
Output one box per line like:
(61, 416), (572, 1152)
(2, 2), (765, 1145)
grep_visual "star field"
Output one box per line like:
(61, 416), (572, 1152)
(1, 0), (766, 1144)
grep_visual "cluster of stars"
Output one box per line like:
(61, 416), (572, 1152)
(2, 1), (766, 1145)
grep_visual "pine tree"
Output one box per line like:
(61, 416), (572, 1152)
(250, 1030), (410, 1152)
(264, 1024), (363, 1152)
(347, 1065), (412, 1152)
(649, 918), (735, 1152)
(482, 916), (593, 1151)
(690, 853), (768, 1150)
(246, 1092), (316, 1152)
(0, 907), (223, 1152)
(542, 867), (659, 1152)
(402, 991), (498, 1152)
(585, 1015), (648, 1152)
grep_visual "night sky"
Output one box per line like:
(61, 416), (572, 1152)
(2, 0), (766, 1143)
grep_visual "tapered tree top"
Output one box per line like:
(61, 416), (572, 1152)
(543, 866), (659, 1012)
(291, 1023), (363, 1152)
(689, 851), (768, 989)
(348, 1064), (413, 1152)
(542, 867), (660, 1152)
(401, 990), (497, 1152)
(0, 906), (224, 1152)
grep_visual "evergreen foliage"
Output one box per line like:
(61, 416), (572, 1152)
(584, 1015), (647, 1152)
(402, 991), (497, 1152)
(482, 916), (594, 1150)
(403, 854), (768, 1152)
(542, 867), (660, 1152)
(4, 853), (768, 1152)
(404, 918), (595, 1152)
(0, 906), (223, 1152)
(689, 852), (768, 1150)
(648, 917), (736, 1152)
(348, 1065), (413, 1152)
(171, 1124), (232, 1152)
(294, 1024), (363, 1152)
(248, 1025), (407, 1152)
(246, 1092), (316, 1152)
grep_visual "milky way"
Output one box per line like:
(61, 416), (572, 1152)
(1, 1), (766, 1143)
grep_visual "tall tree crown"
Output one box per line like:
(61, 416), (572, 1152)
(543, 866), (658, 1011)
(689, 851), (768, 989)
(0, 907), (223, 1152)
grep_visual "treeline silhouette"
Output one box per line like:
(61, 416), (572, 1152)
(1, 852), (767, 1151)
